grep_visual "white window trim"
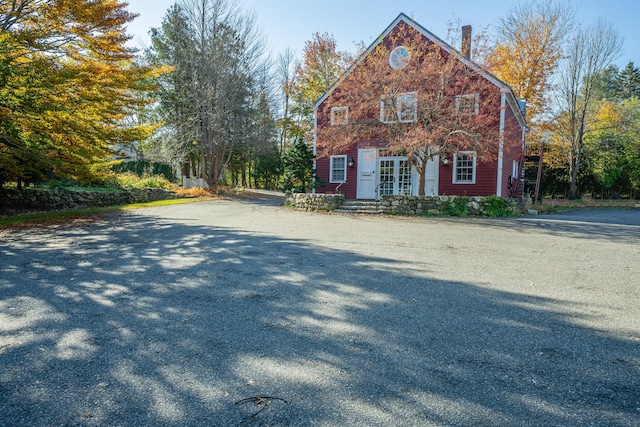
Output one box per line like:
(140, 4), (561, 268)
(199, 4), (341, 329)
(330, 106), (348, 125)
(380, 92), (417, 124)
(455, 93), (479, 116)
(452, 151), (477, 184)
(329, 155), (347, 183)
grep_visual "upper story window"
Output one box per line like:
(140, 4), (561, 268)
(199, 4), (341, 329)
(380, 92), (417, 124)
(453, 151), (476, 184)
(330, 155), (347, 183)
(389, 46), (411, 69)
(331, 106), (348, 125)
(455, 94), (479, 116)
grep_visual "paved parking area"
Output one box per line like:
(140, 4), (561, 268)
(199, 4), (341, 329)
(1, 199), (639, 426)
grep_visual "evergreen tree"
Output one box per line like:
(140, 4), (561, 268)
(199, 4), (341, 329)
(591, 65), (620, 101)
(279, 138), (324, 194)
(615, 61), (640, 100)
(147, 0), (267, 192)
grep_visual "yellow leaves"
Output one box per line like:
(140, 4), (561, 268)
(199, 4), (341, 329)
(595, 101), (620, 125)
(487, 2), (571, 123)
(1, 0), (165, 183)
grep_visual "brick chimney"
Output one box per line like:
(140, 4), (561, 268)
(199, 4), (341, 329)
(461, 25), (472, 60)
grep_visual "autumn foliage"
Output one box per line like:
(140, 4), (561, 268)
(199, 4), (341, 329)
(0, 0), (165, 186)
(317, 23), (504, 195)
(485, 0), (573, 123)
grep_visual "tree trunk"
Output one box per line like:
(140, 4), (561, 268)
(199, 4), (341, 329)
(191, 161), (198, 179)
(569, 164), (579, 199)
(417, 163), (426, 196)
(569, 135), (582, 200)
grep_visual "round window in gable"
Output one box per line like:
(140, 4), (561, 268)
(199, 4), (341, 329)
(389, 46), (411, 69)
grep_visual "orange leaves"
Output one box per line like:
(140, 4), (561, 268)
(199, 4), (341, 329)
(292, 32), (347, 131)
(0, 0), (164, 184)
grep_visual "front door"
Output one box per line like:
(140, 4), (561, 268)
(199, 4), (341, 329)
(379, 157), (414, 197)
(356, 148), (377, 199)
(424, 156), (439, 196)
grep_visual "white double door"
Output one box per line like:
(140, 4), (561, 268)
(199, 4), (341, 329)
(378, 157), (413, 197)
(356, 148), (438, 199)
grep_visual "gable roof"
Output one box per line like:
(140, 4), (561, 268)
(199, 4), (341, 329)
(314, 13), (527, 129)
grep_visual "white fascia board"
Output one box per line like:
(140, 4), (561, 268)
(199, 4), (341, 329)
(496, 93), (506, 197)
(313, 105), (318, 194)
(501, 88), (528, 130)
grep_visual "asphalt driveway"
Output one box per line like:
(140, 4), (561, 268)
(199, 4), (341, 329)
(1, 199), (638, 426)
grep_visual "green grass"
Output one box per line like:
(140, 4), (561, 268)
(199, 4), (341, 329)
(0, 198), (202, 226)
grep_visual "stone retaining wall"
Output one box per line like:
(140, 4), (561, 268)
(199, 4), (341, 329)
(285, 193), (345, 211)
(0, 188), (179, 214)
(380, 195), (519, 217)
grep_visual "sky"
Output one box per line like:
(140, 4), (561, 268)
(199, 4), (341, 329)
(125, 0), (639, 68)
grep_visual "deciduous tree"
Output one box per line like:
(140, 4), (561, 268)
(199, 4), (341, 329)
(487, 0), (574, 122)
(317, 23), (503, 196)
(588, 98), (640, 196)
(290, 32), (348, 139)
(0, 0), (162, 186)
(554, 19), (622, 199)
(275, 47), (298, 153)
(147, 0), (267, 191)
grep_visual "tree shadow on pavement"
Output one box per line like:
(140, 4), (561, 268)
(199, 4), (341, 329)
(0, 213), (638, 426)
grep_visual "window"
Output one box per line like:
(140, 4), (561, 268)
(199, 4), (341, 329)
(389, 46), (411, 69)
(380, 96), (396, 123)
(453, 152), (476, 184)
(380, 92), (417, 123)
(330, 155), (347, 183)
(455, 94), (479, 116)
(331, 106), (348, 125)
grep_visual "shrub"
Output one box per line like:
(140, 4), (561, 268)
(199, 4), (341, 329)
(444, 197), (469, 216)
(483, 195), (514, 217)
(115, 172), (173, 189)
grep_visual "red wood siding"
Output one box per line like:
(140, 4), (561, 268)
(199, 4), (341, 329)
(439, 157), (499, 196)
(315, 147), (359, 199)
(499, 103), (525, 198)
(314, 15), (526, 200)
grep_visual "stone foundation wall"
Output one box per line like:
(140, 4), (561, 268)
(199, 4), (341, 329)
(285, 193), (345, 211)
(0, 188), (179, 214)
(380, 195), (519, 217)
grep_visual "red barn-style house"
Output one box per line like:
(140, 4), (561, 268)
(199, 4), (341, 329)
(313, 13), (527, 200)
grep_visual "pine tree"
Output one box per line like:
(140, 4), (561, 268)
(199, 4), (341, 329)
(279, 138), (323, 194)
(615, 62), (640, 100)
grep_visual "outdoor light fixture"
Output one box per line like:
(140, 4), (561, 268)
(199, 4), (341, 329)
(348, 157), (355, 168)
(441, 156), (450, 166)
